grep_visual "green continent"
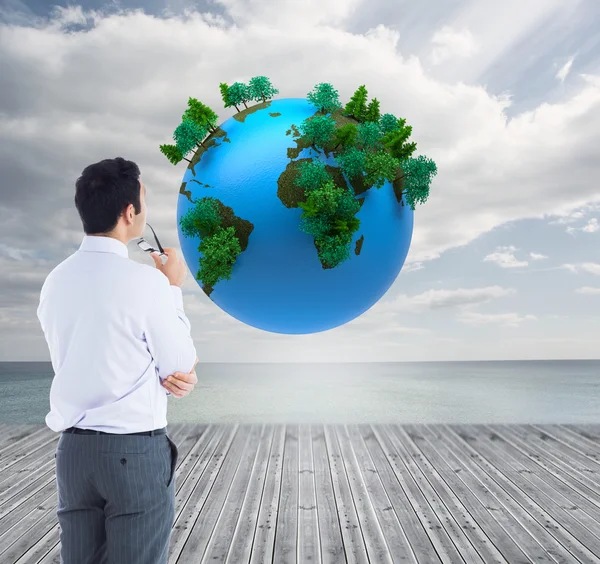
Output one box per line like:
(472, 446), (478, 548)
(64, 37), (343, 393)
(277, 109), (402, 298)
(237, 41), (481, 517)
(233, 101), (272, 123)
(277, 106), (378, 270)
(179, 197), (254, 297)
(188, 127), (227, 177)
(277, 158), (364, 270)
(354, 234), (364, 255)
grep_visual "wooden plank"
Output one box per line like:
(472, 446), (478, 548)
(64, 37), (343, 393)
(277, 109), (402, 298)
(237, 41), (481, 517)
(446, 424), (600, 563)
(175, 424), (254, 562)
(0, 429), (56, 480)
(169, 424), (242, 562)
(298, 424), (320, 563)
(335, 424), (394, 563)
(568, 425), (600, 442)
(0, 494), (57, 564)
(201, 424), (266, 562)
(370, 424), (470, 564)
(249, 425), (286, 564)
(528, 424), (600, 471)
(225, 424), (275, 563)
(323, 424), (369, 563)
(400, 423), (541, 563)
(546, 425), (600, 451)
(356, 424), (442, 564)
(0, 426), (45, 451)
(490, 425), (600, 505)
(0, 458), (55, 522)
(571, 425), (600, 437)
(0, 473), (55, 538)
(273, 423), (299, 564)
(310, 424), (345, 564)
(344, 424), (417, 563)
(393, 424), (504, 563)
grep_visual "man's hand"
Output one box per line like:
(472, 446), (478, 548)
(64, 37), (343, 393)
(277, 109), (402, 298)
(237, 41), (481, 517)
(162, 356), (198, 398)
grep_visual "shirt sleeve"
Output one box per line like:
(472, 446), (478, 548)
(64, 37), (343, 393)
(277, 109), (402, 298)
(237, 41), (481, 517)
(144, 272), (197, 394)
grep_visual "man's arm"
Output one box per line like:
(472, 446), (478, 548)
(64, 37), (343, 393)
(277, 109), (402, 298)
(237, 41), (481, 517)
(144, 271), (197, 392)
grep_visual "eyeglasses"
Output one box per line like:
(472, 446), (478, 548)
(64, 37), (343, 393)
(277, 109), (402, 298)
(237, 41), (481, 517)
(137, 223), (165, 256)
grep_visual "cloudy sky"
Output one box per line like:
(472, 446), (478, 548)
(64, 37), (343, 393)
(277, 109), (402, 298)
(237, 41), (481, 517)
(1, 0), (599, 362)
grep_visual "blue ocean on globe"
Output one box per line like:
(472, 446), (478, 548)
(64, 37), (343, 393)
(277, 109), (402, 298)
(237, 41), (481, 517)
(177, 97), (414, 334)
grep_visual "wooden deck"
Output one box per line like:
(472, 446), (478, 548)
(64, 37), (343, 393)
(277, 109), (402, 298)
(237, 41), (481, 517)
(1, 423), (600, 563)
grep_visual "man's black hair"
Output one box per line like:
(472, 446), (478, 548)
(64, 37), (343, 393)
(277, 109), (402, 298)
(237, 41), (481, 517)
(74, 157), (141, 235)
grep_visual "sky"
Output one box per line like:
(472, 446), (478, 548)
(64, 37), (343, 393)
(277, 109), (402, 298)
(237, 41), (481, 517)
(0, 0), (599, 362)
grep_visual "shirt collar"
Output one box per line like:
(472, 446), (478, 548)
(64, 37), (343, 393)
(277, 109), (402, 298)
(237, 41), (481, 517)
(79, 235), (129, 259)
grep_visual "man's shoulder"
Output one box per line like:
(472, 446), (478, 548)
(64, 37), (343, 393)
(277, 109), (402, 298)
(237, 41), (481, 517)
(133, 262), (167, 287)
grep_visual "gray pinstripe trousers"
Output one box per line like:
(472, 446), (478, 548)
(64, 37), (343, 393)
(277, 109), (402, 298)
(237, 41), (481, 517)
(54, 430), (178, 564)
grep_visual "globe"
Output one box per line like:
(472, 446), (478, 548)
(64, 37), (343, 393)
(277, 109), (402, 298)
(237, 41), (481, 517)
(176, 97), (414, 334)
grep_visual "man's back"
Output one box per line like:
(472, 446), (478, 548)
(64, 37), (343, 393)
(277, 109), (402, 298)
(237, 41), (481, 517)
(38, 235), (197, 433)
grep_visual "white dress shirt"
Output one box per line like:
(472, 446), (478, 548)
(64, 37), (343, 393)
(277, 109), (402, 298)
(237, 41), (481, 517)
(37, 235), (197, 433)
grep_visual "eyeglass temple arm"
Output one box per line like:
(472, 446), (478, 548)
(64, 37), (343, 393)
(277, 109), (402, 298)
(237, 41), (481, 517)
(145, 224), (165, 253)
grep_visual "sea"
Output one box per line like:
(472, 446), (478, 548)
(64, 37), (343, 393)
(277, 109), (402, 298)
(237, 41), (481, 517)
(0, 360), (599, 425)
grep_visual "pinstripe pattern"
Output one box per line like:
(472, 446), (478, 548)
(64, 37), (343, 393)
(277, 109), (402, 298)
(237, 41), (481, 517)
(54, 430), (178, 563)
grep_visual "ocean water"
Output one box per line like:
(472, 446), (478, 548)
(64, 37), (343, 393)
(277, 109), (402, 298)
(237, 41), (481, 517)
(1, 360), (599, 425)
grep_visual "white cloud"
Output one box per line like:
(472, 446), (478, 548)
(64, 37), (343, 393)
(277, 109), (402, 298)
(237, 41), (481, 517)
(389, 286), (515, 311)
(582, 218), (600, 232)
(550, 210), (585, 225)
(530, 252), (547, 260)
(403, 261), (425, 273)
(430, 26), (479, 65)
(213, 0), (361, 26)
(576, 286), (600, 295)
(556, 55), (576, 82)
(483, 246), (528, 268)
(562, 263), (600, 275)
(457, 311), (536, 327)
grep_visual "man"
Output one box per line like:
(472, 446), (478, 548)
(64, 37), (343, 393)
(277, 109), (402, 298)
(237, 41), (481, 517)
(36, 156), (198, 564)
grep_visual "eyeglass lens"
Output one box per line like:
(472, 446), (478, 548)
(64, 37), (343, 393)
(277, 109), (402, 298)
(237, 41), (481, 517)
(138, 240), (154, 251)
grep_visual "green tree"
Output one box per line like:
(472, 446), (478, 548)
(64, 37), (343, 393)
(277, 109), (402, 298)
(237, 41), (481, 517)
(183, 98), (218, 133)
(173, 118), (208, 158)
(196, 226), (242, 288)
(219, 82), (237, 111)
(382, 119), (417, 161)
(356, 122), (381, 151)
(298, 198), (319, 218)
(344, 85), (368, 121)
(199, 102), (219, 132)
(307, 82), (342, 113)
(364, 150), (400, 189)
(294, 159), (331, 192)
(379, 113), (399, 135)
(400, 155), (437, 210)
(173, 130), (196, 159)
(248, 76), (279, 103)
(316, 233), (352, 268)
(159, 143), (191, 165)
(337, 146), (366, 178)
(332, 123), (358, 150)
(299, 115), (336, 149)
(302, 179), (342, 217)
(332, 215), (360, 234)
(227, 82), (251, 109)
(336, 187), (361, 217)
(299, 214), (331, 240)
(365, 98), (381, 122)
(179, 197), (221, 239)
